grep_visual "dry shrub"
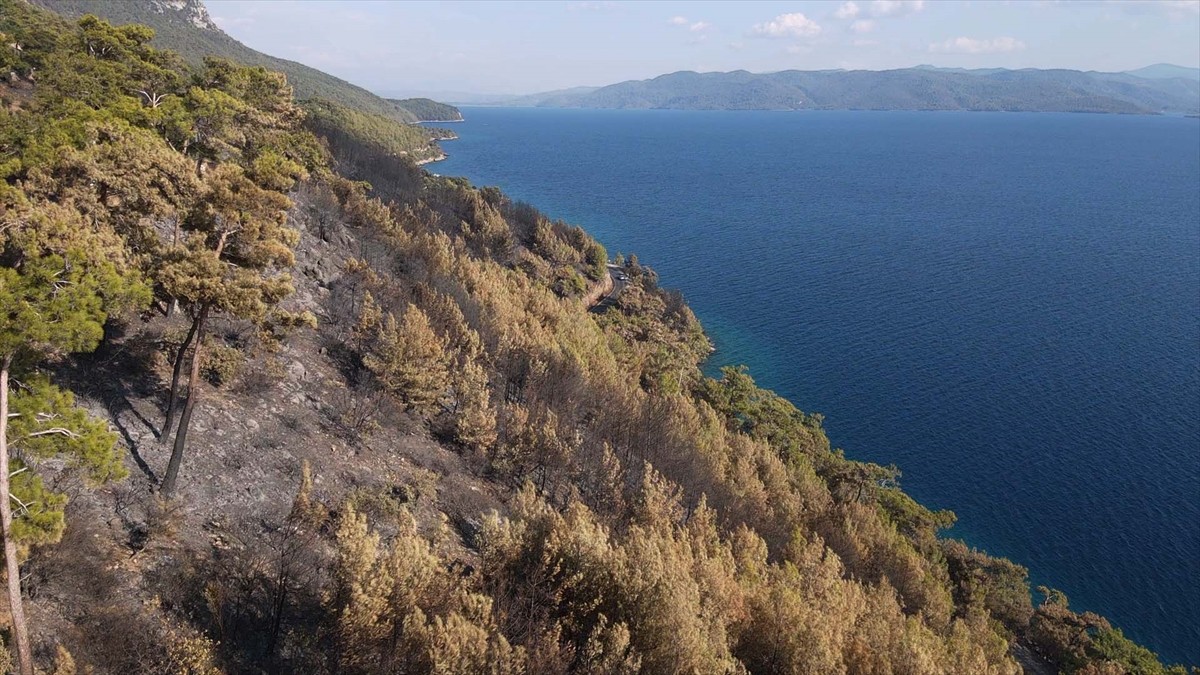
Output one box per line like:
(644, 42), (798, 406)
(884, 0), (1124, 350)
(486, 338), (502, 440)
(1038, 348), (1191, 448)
(201, 342), (244, 387)
(328, 383), (389, 439)
(146, 495), (185, 542)
(235, 357), (286, 396)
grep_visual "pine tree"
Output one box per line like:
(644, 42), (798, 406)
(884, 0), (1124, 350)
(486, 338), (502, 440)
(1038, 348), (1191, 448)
(350, 290), (384, 350)
(330, 503), (390, 673)
(363, 305), (450, 414)
(158, 161), (302, 497)
(144, 54), (315, 497)
(0, 201), (147, 675)
(454, 359), (497, 454)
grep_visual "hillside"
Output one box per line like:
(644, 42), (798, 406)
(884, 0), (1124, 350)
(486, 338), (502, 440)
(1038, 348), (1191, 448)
(507, 67), (1200, 114)
(31, 0), (461, 165)
(0, 2), (1190, 674)
(301, 99), (452, 166)
(387, 98), (464, 122)
(30, 0), (452, 125)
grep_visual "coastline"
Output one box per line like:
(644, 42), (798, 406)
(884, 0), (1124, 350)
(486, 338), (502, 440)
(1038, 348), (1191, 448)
(416, 152), (447, 166)
(416, 129), (458, 165)
(431, 107), (1200, 665)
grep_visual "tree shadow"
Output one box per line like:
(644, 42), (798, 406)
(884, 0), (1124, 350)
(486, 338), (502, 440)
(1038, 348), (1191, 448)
(109, 398), (159, 484)
(52, 320), (168, 486)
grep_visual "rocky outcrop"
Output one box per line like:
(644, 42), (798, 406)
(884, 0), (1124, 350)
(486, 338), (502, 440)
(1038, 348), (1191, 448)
(150, 0), (220, 32)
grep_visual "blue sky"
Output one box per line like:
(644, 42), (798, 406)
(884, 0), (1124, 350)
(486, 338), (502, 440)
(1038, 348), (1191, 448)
(206, 0), (1200, 96)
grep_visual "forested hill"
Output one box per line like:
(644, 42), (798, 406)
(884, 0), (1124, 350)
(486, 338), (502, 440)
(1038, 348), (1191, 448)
(33, 0), (458, 164)
(388, 97), (465, 122)
(31, 0), (455, 125)
(508, 67), (1200, 114)
(0, 0), (1190, 673)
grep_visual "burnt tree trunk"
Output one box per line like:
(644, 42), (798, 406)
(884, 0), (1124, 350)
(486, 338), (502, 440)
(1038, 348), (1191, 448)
(161, 307), (208, 497)
(161, 313), (200, 443)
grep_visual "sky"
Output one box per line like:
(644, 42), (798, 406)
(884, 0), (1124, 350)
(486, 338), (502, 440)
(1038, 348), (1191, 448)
(206, 0), (1200, 96)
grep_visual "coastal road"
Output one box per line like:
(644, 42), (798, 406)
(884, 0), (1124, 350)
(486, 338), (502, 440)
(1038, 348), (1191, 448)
(589, 264), (628, 313)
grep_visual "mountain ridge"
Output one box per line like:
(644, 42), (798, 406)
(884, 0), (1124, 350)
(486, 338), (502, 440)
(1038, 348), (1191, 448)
(496, 66), (1200, 115)
(1123, 63), (1200, 81)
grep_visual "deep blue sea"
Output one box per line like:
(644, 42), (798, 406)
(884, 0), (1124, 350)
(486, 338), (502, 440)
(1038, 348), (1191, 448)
(433, 108), (1200, 665)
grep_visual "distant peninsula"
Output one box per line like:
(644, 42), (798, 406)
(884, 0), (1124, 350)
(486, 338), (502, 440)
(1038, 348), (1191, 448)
(387, 98), (465, 122)
(498, 66), (1200, 115)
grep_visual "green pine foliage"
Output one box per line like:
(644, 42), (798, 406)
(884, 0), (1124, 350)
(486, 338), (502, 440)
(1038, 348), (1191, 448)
(30, 0), (423, 123)
(0, 205), (146, 360)
(7, 378), (126, 544)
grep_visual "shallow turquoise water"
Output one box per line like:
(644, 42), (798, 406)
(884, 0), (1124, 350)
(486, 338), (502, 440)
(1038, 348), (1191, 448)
(435, 108), (1200, 665)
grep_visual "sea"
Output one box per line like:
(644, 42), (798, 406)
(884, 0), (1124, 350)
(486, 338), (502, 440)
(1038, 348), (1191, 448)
(432, 107), (1200, 665)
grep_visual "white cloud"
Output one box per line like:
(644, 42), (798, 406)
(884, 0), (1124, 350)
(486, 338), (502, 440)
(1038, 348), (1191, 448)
(834, 2), (861, 19)
(669, 16), (712, 34)
(728, 41), (745, 50)
(751, 13), (822, 38)
(929, 36), (1027, 54)
(850, 19), (876, 33)
(870, 0), (926, 17)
